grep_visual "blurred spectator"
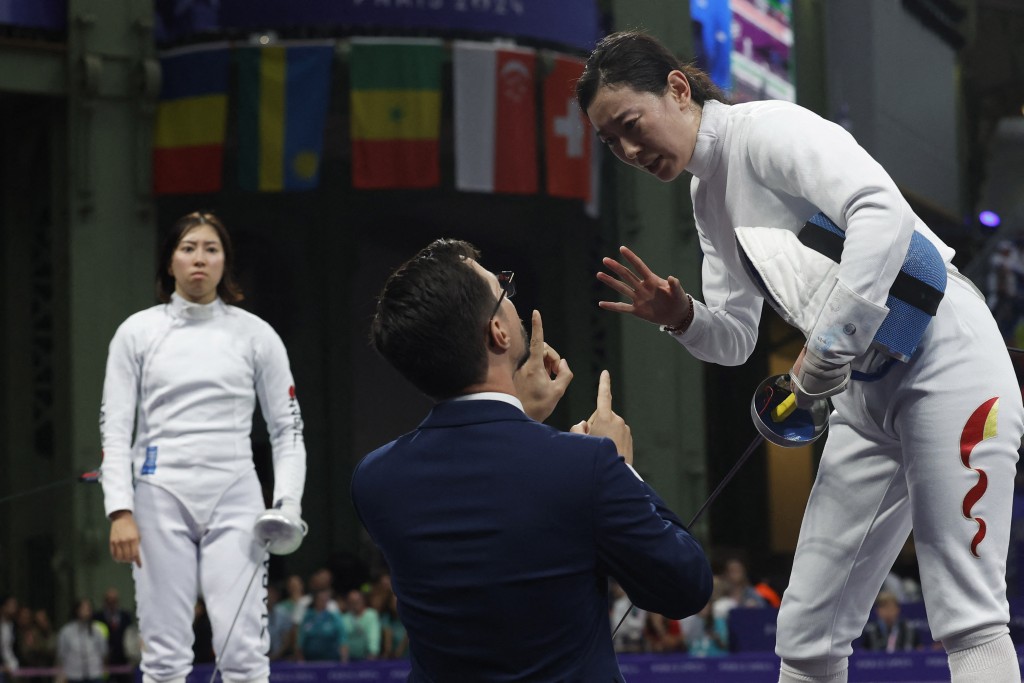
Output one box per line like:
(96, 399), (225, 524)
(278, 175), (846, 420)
(645, 613), (685, 653)
(341, 590), (380, 661)
(380, 593), (408, 660)
(609, 580), (646, 653)
(1, 596), (19, 676)
(267, 582), (294, 661)
(277, 574), (304, 621)
(294, 569), (339, 627)
(753, 579), (781, 609)
(366, 573), (392, 614)
(712, 558), (767, 620)
(93, 588), (132, 682)
(880, 569), (908, 603)
(15, 606), (54, 682)
(987, 239), (1024, 344)
(28, 610), (55, 670)
(192, 600), (214, 664)
(861, 591), (921, 652)
(121, 620), (141, 670)
(681, 599), (729, 657)
(55, 598), (107, 683)
(298, 587), (348, 663)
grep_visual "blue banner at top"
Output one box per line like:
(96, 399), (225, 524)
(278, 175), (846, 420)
(157, 0), (601, 51)
(0, 0), (67, 31)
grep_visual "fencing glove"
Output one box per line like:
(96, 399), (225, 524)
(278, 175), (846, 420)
(253, 500), (308, 555)
(791, 350), (851, 409)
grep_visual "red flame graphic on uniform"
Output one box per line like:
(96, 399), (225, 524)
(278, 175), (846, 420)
(289, 385), (296, 399)
(960, 397), (999, 558)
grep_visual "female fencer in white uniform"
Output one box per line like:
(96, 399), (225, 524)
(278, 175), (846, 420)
(579, 31), (1023, 683)
(100, 211), (307, 683)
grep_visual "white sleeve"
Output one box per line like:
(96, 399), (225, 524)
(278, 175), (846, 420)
(99, 322), (141, 517)
(671, 196), (763, 366)
(253, 325), (306, 513)
(746, 106), (915, 363)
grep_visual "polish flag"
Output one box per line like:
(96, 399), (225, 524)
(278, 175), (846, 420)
(453, 42), (538, 194)
(544, 54), (591, 202)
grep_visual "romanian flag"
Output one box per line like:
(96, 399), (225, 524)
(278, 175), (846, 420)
(349, 38), (444, 189)
(237, 43), (335, 192)
(153, 46), (230, 195)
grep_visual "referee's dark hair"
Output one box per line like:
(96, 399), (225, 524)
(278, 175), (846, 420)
(371, 238), (496, 400)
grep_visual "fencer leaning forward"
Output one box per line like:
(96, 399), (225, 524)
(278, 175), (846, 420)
(579, 30), (1024, 683)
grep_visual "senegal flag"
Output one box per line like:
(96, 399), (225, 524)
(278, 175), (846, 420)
(349, 38), (444, 189)
(237, 42), (335, 192)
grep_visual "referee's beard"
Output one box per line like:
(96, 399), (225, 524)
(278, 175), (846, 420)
(516, 319), (530, 370)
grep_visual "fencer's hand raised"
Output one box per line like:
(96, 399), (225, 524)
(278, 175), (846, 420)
(790, 346), (851, 409)
(514, 310), (573, 423)
(598, 246), (691, 328)
(573, 370), (633, 465)
(109, 510), (141, 567)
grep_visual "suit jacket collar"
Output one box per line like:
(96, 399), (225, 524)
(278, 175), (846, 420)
(419, 398), (534, 429)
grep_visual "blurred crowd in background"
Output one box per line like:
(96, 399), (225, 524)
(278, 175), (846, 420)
(2, 555), (940, 681)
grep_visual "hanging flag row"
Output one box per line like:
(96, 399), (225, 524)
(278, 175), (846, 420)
(152, 38), (596, 208)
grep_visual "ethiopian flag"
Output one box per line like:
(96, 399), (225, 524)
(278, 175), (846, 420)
(349, 38), (444, 189)
(237, 42), (335, 192)
(153, 45), (230, 195)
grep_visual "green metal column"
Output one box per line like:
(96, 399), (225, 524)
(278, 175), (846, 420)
(604, 1), (709, 534)
(793, 0), (828, 116)
(63, 0), (158, 611)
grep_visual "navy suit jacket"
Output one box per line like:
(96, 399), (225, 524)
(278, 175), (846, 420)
(351, 399), (712, 682)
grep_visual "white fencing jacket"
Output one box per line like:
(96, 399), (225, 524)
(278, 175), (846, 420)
(99, 294), (306, 524)
(671, 99), (954, 366)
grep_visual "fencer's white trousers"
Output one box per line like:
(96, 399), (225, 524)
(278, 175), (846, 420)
(776, 274), (1024, 672)
(132, 470), (270, 683)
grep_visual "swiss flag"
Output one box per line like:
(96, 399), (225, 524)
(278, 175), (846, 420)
(544, 54), (591, 201)
(453, 42), (538, 194)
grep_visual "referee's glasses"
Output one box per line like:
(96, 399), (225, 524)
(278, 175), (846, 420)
(488, 271), (516, 320)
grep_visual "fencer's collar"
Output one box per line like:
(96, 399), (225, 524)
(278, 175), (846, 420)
(685, 99), (727, 180)
(169, 292), (223, 321)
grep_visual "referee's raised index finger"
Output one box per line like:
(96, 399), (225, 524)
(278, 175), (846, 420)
(530, 309), (544, 350)
(597, 369), (612, 411)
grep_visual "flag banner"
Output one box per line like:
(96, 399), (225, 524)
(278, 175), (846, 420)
(153, 45), (230, 195)
(237, 42), (335, 192)
(453, 41), (538, 195)
(543, 54), (591, 202)
(349, 38), (444, 189)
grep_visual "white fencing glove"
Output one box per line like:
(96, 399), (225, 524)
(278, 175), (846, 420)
(791, 350), (851, 409)
(253, 501), (308, 555)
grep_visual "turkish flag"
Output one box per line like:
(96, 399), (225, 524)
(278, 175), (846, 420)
(544, 54), (591, 201)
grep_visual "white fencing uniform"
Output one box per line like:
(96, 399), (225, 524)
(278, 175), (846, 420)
(667, 99), (1023, 680)
(100, 293), (306, 683)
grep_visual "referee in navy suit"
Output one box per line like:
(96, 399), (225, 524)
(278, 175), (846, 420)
(352, 238), (712, 681)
